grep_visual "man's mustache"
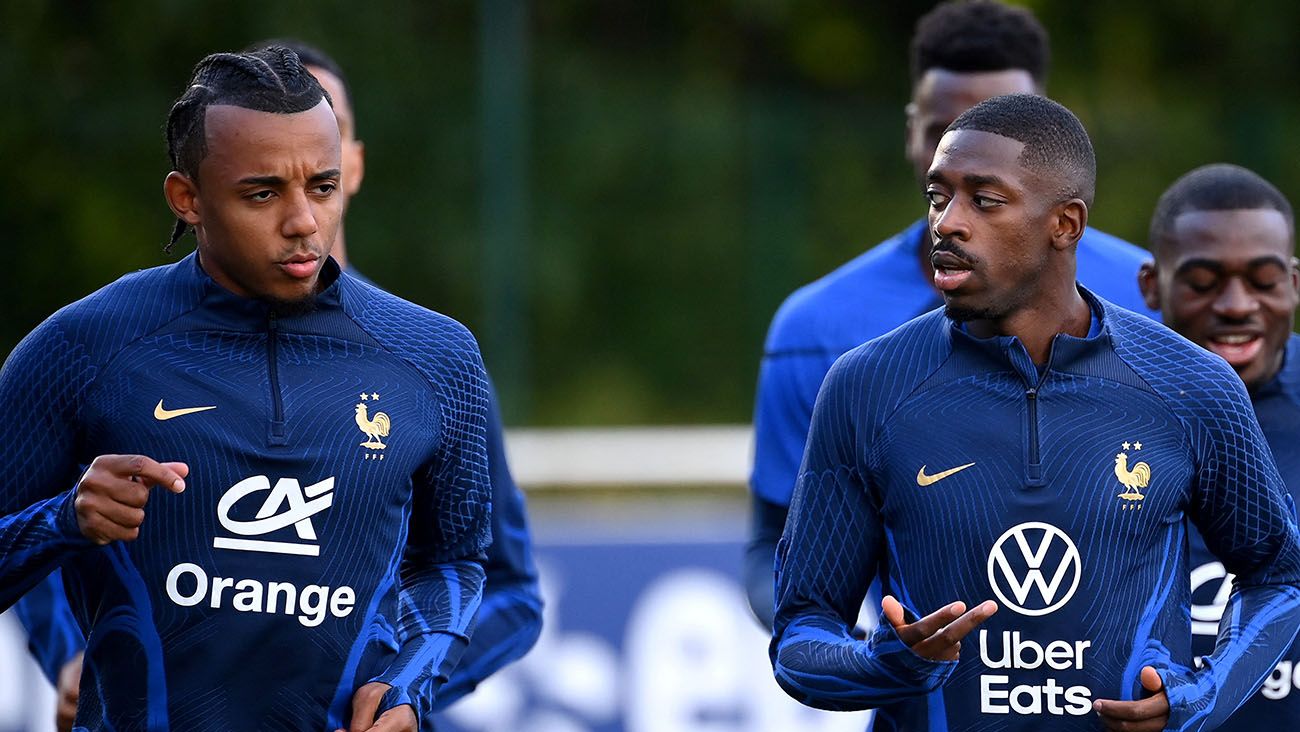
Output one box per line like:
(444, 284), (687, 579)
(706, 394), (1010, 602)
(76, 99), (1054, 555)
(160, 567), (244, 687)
(931, 239), (980, 267)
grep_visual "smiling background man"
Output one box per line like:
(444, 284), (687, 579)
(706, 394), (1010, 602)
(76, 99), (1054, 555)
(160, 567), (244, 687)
(1139, 163), (1300, 731)
(0, 47), (491, 731)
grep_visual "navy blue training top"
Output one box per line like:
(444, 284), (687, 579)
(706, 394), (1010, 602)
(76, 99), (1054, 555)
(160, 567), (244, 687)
(0, 254), (491, 730)
(772, 290), (1300, 731)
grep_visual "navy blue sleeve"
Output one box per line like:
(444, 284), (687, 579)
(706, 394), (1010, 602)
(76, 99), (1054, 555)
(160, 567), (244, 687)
(1159, 375), (1300, 732)
(744, 494), (787, 631)
(373, 327), (492, 721)
(433, 386), (541, 710)
(13, 569), (84, 684)
(770, 354), (955, 710)
(0, 317), (97, 611)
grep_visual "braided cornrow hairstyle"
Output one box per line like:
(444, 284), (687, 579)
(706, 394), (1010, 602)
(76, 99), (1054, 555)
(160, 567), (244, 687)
(163, 46), (331, 252)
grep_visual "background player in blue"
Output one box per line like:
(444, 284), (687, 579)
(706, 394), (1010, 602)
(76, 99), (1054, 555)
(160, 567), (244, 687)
(771, 94), (1300, 731)
(1137, 163), (1300, 730)
(0, 47), (492, 731)
(10, 39), (544, 732)
(745, 0), (1157, 629)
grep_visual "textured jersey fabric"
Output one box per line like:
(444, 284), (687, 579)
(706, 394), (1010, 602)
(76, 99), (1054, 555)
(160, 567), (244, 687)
(12, 566), (81, 683)
(342, 267), (544, 715)
(751, 220), (1157, 508)
(12, 266), (543, 724)
(0, 254), (491, 731)
(771, 289), (1300, 731)
(1187, 334), (1300, 729)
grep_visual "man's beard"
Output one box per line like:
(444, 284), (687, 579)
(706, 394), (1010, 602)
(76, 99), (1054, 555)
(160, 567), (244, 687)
(944, 299), (1006, 323)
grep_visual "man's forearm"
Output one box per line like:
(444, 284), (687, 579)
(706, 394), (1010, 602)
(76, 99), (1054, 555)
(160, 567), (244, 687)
(434, 581), (542, 709)
(0, 490), (89, 611)
(1166, 582), (1300, 731)
(771, 613), (955, 712)
(374, 560), (486, 719)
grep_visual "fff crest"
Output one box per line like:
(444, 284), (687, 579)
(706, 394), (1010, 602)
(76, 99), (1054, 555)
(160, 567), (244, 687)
(355, 391), (391, 460)
(1114, 439), (1150, 510)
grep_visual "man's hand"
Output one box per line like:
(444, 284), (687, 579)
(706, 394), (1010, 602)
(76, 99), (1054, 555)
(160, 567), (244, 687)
(74, 455), (188, 544)
(1094, 665), (1170, 731)
(55, 651), (82, 732)
(336, 682), (417, 732)
(881, 594), (997, 661)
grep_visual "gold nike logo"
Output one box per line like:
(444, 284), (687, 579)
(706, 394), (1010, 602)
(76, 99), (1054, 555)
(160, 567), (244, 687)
(916, 462), (976, 486)
(154, 399), (216, 421)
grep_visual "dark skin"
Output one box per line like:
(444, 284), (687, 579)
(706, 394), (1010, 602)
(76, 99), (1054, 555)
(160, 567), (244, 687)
(881, 595), (997, 661)
(905, 68), (1039, 281)
(924, 129), (1090, 363)
(926, 128), (1170, 728)
(1139, 208), (1299, 390)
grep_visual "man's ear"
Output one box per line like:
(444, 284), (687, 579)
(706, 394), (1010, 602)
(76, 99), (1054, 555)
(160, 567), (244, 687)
(163, 171), (202, 227)
(1137, 260), (1162, 312)
(343, 140), (366, 198)
(1050, 198), (1087, 252)
(1289, 256), (1300, 296)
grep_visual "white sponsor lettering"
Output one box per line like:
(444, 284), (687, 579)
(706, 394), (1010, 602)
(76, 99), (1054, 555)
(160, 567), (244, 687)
(213, 476), (335, 556)
(1189, 560), (1234, 637)
(987, 522), (1081, 617)
(165, 562), (355, 627)
(978, 629), (1092, 716)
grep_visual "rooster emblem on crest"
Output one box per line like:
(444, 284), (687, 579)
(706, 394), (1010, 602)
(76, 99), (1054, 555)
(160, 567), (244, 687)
(1114, 440), (1150, 508)
(355, 396), (391, 450)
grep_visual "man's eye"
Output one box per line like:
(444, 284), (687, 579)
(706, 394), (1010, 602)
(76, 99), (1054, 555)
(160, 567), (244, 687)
(925, 190), (950, 207)
(247, 190), (273, 202)
(314, 183), (338, 196)
(1183, 277), (1217, 294)
(972, 195), (1003, 209)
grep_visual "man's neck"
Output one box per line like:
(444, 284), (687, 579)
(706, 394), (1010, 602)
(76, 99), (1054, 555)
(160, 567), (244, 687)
(965, 285), (1092, 364)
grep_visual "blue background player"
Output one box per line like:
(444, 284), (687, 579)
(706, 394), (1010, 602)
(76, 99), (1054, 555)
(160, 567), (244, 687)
(771, 95), (1300, 731)
(11, 40), (544, 732)
(1138, 163), (1300, 730)
(745, 0), (1157, 629)
(0, 48), (490, 731)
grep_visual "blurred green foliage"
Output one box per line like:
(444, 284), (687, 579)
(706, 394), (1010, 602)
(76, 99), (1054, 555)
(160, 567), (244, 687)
(2, 1), (1299, 425)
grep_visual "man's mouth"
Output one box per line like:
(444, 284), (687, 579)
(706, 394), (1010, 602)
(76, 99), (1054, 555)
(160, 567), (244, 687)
(931, 251), (974, 292)
(1206, 332), (1264, 367)
(279, 253), (320, 280)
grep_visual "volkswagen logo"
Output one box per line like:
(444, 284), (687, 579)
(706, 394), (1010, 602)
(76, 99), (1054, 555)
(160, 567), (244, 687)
(987, 521), (1082, 617)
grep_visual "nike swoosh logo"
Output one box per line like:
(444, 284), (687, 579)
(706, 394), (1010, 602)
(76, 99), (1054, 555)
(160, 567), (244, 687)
(916, 462), (976, 486)
(154, 400), (217, 421)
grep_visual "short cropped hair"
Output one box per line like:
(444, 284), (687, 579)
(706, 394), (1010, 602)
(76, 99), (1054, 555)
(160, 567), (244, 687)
(164, 46), (329, 248)
(911, 0), (1050, 86)
(1149, 163), (1294, 256)
(946, 93), (1095, 206)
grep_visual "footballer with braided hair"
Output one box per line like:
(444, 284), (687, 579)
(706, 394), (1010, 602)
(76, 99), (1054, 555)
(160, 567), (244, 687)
(0, 46), (492, 731)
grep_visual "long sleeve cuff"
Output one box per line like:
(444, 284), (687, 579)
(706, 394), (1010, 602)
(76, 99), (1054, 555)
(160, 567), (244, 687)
(1163, 583), (1300, 732)
(0, 488), (91, 611)
(772, 617), (956, 711)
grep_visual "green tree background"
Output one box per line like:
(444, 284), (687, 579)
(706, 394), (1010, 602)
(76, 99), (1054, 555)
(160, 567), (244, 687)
(1, 1), (1296, 425)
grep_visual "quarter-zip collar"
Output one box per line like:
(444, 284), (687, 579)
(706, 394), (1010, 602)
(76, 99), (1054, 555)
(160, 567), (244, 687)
(175, 251), (346, 332)
(945, 285), (1112, 387)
